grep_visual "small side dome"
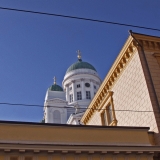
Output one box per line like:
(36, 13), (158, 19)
(48, 84), (63, 91)
(48, 76), (63, 91)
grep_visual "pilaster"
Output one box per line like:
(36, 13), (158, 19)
(81, 79), (85, 99)
(72, 80), (76, 102)
(90, 80), (94, 99)
(66, 85), (69, 102)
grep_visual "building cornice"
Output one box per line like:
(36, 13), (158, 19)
(0, 120), (150, 130)
(132, 33), (160, 52)
(62, 72), (101, 88)
(0, 143), (160, 153)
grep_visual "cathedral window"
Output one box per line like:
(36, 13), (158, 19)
(101, 105), (113, 126)
(70, 94), (73, 102)
(53, 110), (61, 123)
(85, 83), (90, 87)
(77, 84), (81, 88)
(108, 105), (113, 124)
(101, 110), (107, 126)
(94, 85), (96, 89)
(86, 91), (91, 99)
(77, 91), (82, 100)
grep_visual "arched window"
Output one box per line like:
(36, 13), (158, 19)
(53, 110), (61, 123)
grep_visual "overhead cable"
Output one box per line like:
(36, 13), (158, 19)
(0, 102), (158, 113)
(0, 7), (160, 31)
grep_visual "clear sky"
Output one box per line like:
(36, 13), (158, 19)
(0, 0), (160, 122)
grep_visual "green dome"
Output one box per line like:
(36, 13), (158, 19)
(48, 84), (63, 91)
(66, 59), (96, 73)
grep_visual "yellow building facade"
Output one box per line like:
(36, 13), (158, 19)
(81, 32), (160, 147)
(0, 121), (159, 160)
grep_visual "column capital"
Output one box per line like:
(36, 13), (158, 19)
(81, 78), (85, 81)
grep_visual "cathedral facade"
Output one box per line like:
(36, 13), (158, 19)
(44, 51), (101, 124)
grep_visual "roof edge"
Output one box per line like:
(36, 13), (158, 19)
(0, 120), (150, 130)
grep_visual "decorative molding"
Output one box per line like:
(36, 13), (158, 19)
(46, 98), (67, 104)
(63, 71), (101, 86)
(153, 53), (160, 57)
(66, 78), (100, 87)
(139, 40), (160, 51)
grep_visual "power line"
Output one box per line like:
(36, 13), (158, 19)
(0, 7), (160, 32)
(0, 102), (159, 113)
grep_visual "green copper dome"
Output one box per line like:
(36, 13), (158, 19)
(66, 59), (96, 74)
(48, 84), (63, 92)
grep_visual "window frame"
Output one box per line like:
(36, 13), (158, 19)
(70, 94), (73, 103)
(77, 91), (82, 100)
(86, 91), (91, 99)
(99, 91), (117, 126)
(85, 83), (90, 87)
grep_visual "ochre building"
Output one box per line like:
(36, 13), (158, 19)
(0, 121), (159, 160)
(81, 32), (160, 148)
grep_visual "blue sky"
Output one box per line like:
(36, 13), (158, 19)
(0, 0), (160, 122)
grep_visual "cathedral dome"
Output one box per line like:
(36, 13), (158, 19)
(66, 59), (96, 74)
(48, 84), (63, 91)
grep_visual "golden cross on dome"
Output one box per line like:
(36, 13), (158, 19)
(77, 50), (82, 60)
(53, 76), (56, 85)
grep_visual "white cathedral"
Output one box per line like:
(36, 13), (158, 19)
(43, 51), (101, 125)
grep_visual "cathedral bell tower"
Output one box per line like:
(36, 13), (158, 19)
(44, 77), (68, 124)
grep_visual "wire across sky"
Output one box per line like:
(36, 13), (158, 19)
(0, 102), (158, 113)
(0, 6), (160, 32)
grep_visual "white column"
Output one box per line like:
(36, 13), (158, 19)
(90, 80), (94, 99)
(66, 85), (69, 101)
(81, 79), (85, 99)
(72, 80), (76, 102)
(46, 106), (50, 123)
